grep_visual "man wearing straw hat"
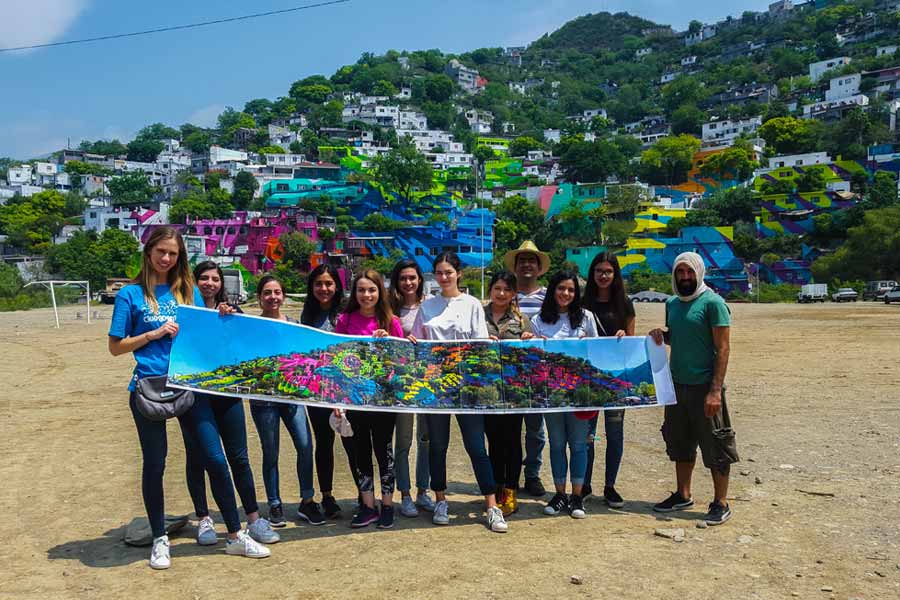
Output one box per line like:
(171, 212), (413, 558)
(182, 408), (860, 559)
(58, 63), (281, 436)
(504, 240), (552, 497)
(648, 252), (738, 526)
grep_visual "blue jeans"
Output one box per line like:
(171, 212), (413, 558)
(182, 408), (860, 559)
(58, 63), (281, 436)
(394, 413), (430, 493)
(544, 413), (589, 487)
(427, 414), (496, 496)
(129, 393), (242, 537)
(584, 410), (625, 489)
(184, 394), (259, 518)
(250, 400), (314, 506)
(523, 413), (546, 480)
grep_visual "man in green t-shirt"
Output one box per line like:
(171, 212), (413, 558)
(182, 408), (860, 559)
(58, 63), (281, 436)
(648, 252), (739, 526)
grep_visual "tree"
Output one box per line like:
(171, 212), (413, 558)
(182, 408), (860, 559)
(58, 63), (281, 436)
(217, 108), (257, 137)
(812, 206), (900, 281)
(0, 261), (23, 298)
(472, 145), (496, 164)
(360, 213), (404, 231)
(865, 171), (898, 209)
(421, 74), (455, 103)
(279, 232), (316, 270)
(508, 136), (543, 158)
(232, 171), (259, 211)
(108, 172), (158, 206)
(372, 79), (398, 97)
(824, 107), (890, 161)
(168, 188), (233, 223)
(670, 104), (705, 136)
(289, 82), (332, 105)
(46, 228), (138, 290)
(795, 168), (826, 193)
(63, 191), (88, 217)
(370, 140), (434, 201)
(661, 77), (708, 115)
(135, 123), (179, 141)
(639, 135), (700, 185)
(758, 116), (823, 155)
(126, 138), (164, 162)
(256, 145), (285, 155)
(0, 190), (66, 252)
(698, 146), (757, 181)
(493, 195), (546, 252)
(702, 186), (756, 224)
(183, 130), (211, 153)
(308, 100), (343, 130)
(78, 139), (127, 156)
(559, 140), (626, 183)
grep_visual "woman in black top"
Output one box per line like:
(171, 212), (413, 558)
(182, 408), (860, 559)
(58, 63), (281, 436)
(583, 252), (635, 508)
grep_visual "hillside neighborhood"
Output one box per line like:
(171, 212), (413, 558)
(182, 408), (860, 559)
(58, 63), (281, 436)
(2, 0), (900, 305)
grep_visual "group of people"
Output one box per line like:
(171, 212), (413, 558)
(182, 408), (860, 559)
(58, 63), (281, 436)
(109, 227), (738, 570)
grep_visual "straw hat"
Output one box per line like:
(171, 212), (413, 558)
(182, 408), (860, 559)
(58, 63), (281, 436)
(504, 240), (551, 276)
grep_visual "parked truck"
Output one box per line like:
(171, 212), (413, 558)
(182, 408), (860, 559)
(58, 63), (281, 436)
(797, 283), (828, 303)
(221, 268), (248, 304)
(98, 278), (132, 304)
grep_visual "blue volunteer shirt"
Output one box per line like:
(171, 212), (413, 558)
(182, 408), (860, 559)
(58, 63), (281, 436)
(108, 283), (204, 390)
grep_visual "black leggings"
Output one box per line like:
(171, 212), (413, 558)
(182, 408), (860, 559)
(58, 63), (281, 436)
(307, 406), (359, 495)
(484, 414), (524, 489)
(347, 411), (396, 495)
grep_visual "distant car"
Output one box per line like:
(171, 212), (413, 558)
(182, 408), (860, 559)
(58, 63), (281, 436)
(863, 280), (898, 301)
(831, 288), (858, 302)
(629, 290), (671, 303)
(884, 287), (900, 305)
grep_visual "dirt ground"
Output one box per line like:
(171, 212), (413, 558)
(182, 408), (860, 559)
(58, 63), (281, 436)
(1, 301), (898, 600)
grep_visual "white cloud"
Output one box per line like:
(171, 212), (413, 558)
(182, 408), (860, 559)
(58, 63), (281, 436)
(186, 104), (226, 129)
(0, 0), (90, 52)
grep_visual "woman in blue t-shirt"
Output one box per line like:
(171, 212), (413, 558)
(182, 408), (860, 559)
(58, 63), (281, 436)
(108, 228), (271, 569)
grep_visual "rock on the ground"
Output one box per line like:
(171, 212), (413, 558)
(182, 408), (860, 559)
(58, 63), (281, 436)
(654, 527), (685, 542)
(570, 575), (583, 585)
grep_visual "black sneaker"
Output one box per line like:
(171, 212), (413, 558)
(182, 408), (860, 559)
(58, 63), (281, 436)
(322, 495), (342, 519)
(704, 502), (732, 526)
(543, 492), (569, 515)
(268, 504), (286, 528)
(581, 484), (593, 500)
(653, 491), (694, 513)
(569, 494), (586, 519)
(297, 501), (325, 526)
(351, 505), (379, 528)
(376, 505), (394, 529)
(524, 477), (547, 497)
(603, 486), (625, 509)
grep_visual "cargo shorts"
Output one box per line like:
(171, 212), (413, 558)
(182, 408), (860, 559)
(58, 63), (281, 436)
(661, 382), (739, 471)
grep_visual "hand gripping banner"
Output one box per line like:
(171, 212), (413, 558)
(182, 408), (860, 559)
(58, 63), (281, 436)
(168, 306), (676, 413)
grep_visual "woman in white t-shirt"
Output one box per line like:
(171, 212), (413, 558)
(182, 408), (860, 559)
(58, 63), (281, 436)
(530, 270), (599, 521)
(409, 252), (507, 533)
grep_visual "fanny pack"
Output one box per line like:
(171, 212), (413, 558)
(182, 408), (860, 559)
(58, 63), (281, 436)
(134, 375), (195, 421)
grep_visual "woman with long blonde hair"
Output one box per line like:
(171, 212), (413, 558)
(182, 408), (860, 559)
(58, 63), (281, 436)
(109, 227), (272, 569)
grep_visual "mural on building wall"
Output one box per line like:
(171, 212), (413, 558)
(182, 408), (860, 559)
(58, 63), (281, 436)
(168, 307), (675, 413)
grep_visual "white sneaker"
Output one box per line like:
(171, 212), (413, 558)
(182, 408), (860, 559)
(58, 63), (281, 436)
(486, 506), (508, 533)
(415, 491), (436, 512)
(400, 495), (419, 518)
(196, 515), (217, 546)
(225, 530), (271, 559)
(150, 535), (171, 570)
(432, 500), (450, 525)
(248, 518), (280, 544)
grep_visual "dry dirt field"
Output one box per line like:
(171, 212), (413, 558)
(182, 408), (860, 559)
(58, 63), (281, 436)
(1, 301), (898, 600)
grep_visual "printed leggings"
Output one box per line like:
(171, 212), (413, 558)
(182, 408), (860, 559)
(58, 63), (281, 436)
(347, 411), (396, 495)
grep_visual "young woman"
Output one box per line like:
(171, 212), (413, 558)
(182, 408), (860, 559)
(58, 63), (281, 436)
(249, 275), (322, 527)
(388, 259), (434, 518)
(483, 271), (534, 517)
(186, 261), (280, 547)
(530, 270), (599, 520)
(334, 269), (404, 529)
(300, 264), (358, 519)
(583, 252), (635, 508)
(410, 252), (507, 533)
(108, 228), (270, 569)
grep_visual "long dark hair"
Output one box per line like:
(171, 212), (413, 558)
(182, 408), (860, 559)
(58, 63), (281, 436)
(488, 270), (524, 321)
(433, 251), (463, 290)
(301, 264), (344, 327)
(344, 269), (395, 331)
(539, 270), (584, 328)
(584, 252), (628, 332)
(193, 261), (226, 306)
(389, 259), (425, 314)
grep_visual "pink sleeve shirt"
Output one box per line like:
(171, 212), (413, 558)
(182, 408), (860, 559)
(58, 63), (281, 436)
(334, 312), (404, 337)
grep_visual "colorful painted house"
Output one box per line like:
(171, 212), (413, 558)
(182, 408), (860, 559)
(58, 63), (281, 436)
(263, 178), (368, 208)
(749, 259), (812, 285)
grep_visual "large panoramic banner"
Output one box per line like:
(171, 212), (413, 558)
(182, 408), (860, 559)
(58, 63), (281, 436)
(168, 306), (676, 413)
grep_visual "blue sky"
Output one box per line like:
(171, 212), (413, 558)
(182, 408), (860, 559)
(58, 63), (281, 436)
(0, 0), (771, 159)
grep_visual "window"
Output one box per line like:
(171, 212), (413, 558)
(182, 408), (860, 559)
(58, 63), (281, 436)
(415, 247), (424, 256)
(240, 225), (248, 234)
(276, 183), (289, 192)
(430, 247), (439, 256)
(215, 227), (224, 235)
(204, 227), (212, 235)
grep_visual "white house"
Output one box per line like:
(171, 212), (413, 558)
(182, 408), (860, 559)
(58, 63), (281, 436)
(264, 154), (307, 167)
(425, 152), (473, 170)
(661, 71), (682, 84)
(876, 45), (898, 57)
(583, 108), (607, 120)
(399, 110), (428, 130)
(445, 59), (480, 93)
(681, 55), (698, 66)
(543, 129), (561, 144)
(7, 164), (32, 185)
(635, 48), (653, 59)
(464, 109), (494, 134)
(396, 129), (457, 153)
(701, 116), (763, 148)
(209, 146), (249, 165)
(509, 82), (527, 95)
(809, 56), (851, 82)
(825, 73), (861, 102)
(394, 86), (412, 100)
(766, 152), (831, 170)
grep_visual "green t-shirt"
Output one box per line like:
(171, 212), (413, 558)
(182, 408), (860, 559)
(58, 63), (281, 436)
(665, 291), (731, 385)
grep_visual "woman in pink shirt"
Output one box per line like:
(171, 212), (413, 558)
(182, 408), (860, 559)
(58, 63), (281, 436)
(334, 269), (404, 529)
